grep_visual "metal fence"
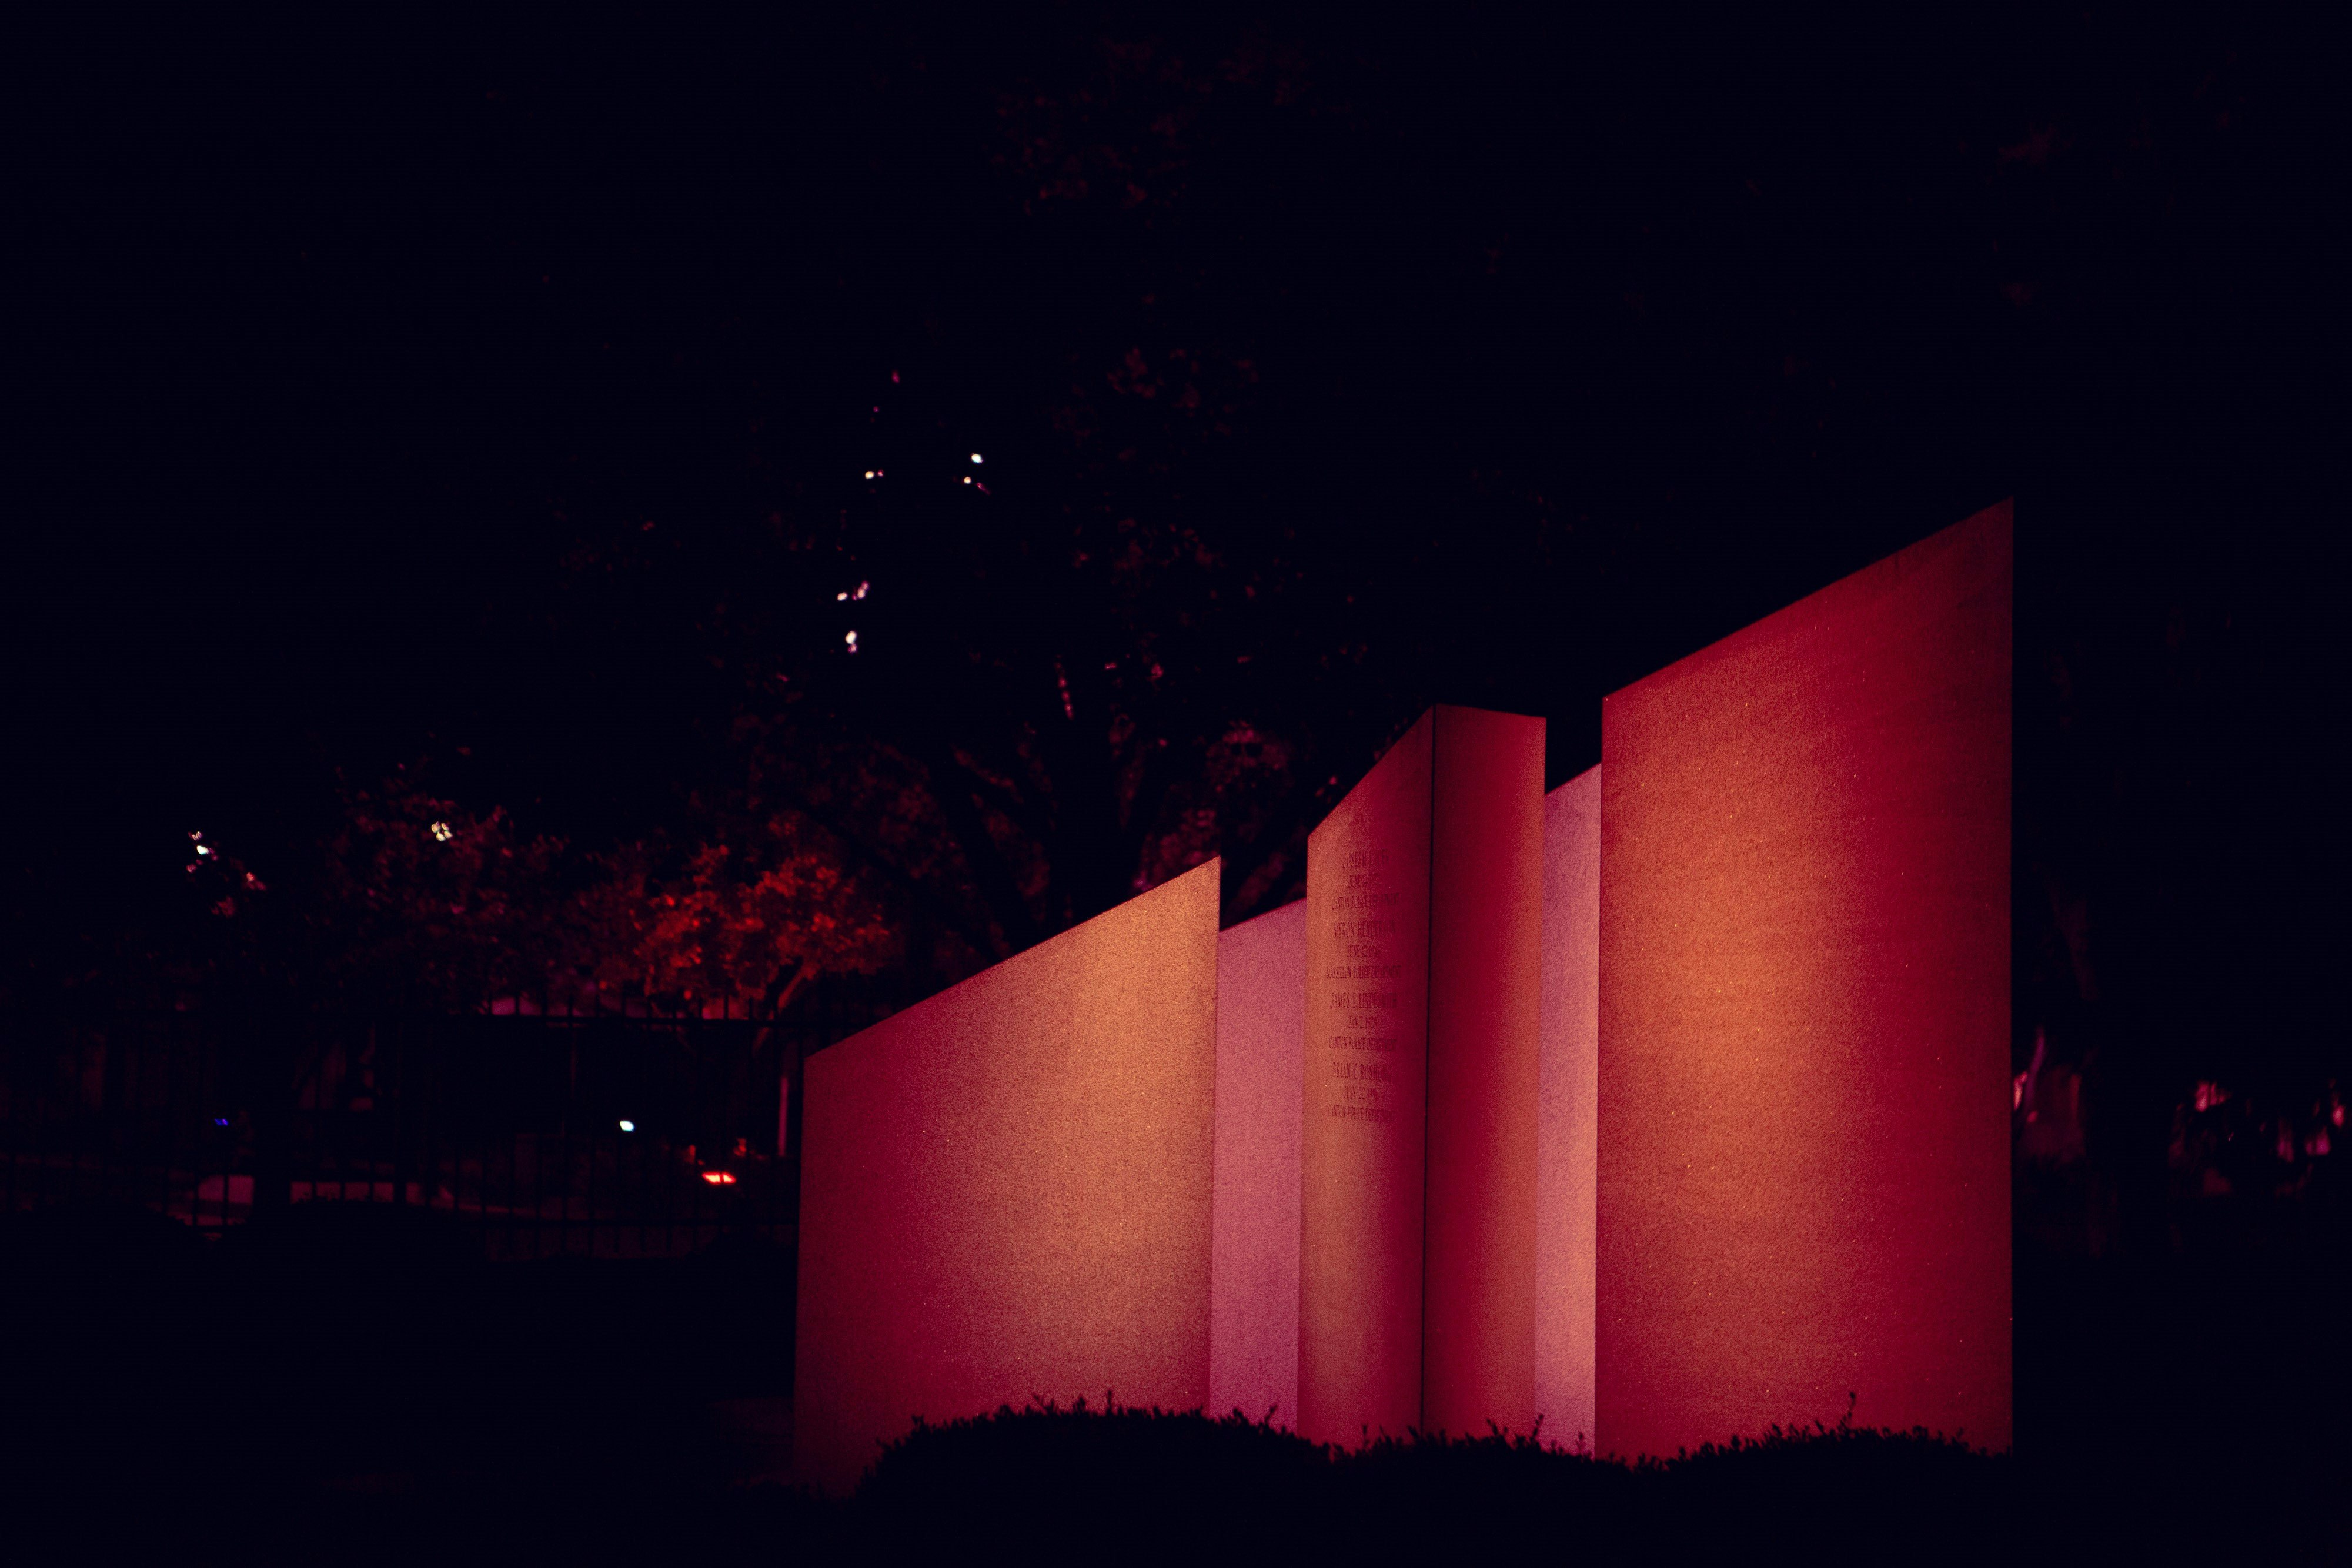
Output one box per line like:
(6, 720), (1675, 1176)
(0, 994), (891, 1259)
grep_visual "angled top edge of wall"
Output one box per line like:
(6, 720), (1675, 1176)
(817, 856), (1222, 1061)
(1601, 499), (2014, 714)
(1307, 703), (1551, 854)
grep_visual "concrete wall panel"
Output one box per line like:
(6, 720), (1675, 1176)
(1597, 504), (2013, 1458)
(1536, 765), (1601, 1451)
(794, 862), (1222, 1490)
(1211, 899), (1307, 1425)
(1300, 706), (1544, 1444)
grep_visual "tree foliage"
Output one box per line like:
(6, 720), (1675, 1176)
(13, 15), (2332, 1082)
(312, 772), (568, 1011)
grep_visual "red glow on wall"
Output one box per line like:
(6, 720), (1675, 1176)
(1597, 502), (2013, 1459)
(1300, 706), (1544, 1445)
(1536, 766), (1601, 1451)
(794, 861), (1221, 1492)
(1211, 900), (1307, 1425)
(1422, 707), (1544, 1439)
(1300, 714), (1432, 1445)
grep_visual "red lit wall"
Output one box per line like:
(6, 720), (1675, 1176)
(1301, 706), (1544, 1444)
(1299, 715), (1429, 1443)
(1596, 503), (2013, 1459)
(1210, 899), (1307, 1425)
(793, 862), (1221, 1491)
(1536, 765), (1599, 1450)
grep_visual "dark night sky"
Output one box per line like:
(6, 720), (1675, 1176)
(3, 17), (2345, 1079)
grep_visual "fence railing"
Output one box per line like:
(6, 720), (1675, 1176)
(1, 995), (893, 1259)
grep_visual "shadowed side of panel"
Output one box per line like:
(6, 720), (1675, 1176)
(793, 861), (1222, 1493)
(1597, 503), (2012, 1461)
(1422, 706), (1545, 1438)
(1299, 713), (1433, 1446)
(1210, 899), (1308, 1426)
(1536, 765), (1600, 1452)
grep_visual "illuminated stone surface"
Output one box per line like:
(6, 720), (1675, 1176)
(1300, 706), (1545, 1445)
(1536, 765), (1600, 1452)
(1210, 898), (1307, 1426)
(795, 503), (2013, 1482)
(793, 862), (1220, 1491)
(1596, 503), (2013, 1458)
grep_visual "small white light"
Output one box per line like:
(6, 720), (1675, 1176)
(853, 581), (868, 600)
(430, 821), (454, 842)
(962, 475), (972, 484)
(619, 1119), (635, 1133)
(196, 844), (212, 857)
(836, 590), (848, 601)
(863, 470), (875, 479)
(845, 631), (858, 651)
(970, 453), (983, 464)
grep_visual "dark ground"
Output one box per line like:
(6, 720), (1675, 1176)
(1, 1198), (2344, 1564)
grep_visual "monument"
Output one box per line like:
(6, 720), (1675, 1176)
(1299, 706), (1545, 1445)
(793, 861), (1221, 1492)
(1535, 765), (1601, 1450)
(1209, 899), (1308, 1425)
(792, 504), (2016, 1483)
(1595, 502), (2013, 1457)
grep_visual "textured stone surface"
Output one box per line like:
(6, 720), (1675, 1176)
(1536, 765), (1600, 1452)
(1300, 706), (1544, 1445)
(794, 862), (1220, 1491)
(1210, 898), (1307, 1427)
(1598, 503), (2013, 1459)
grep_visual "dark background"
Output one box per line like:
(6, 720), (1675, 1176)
(8, 15), (2343, 1007)
(1, 9), (2346, 1543)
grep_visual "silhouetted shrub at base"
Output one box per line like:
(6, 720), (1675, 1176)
(1636, 1402), (2011, 1562)
(835, 1396), (2009, 1562)
(15, 1385), (2338, 1564)
(856, 1398), (1331, 1552)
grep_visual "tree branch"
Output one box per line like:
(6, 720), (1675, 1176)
(911, 737), (1044, 955)
(1218, 783), (1314, 923)
(766, 781), (1004, 963)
